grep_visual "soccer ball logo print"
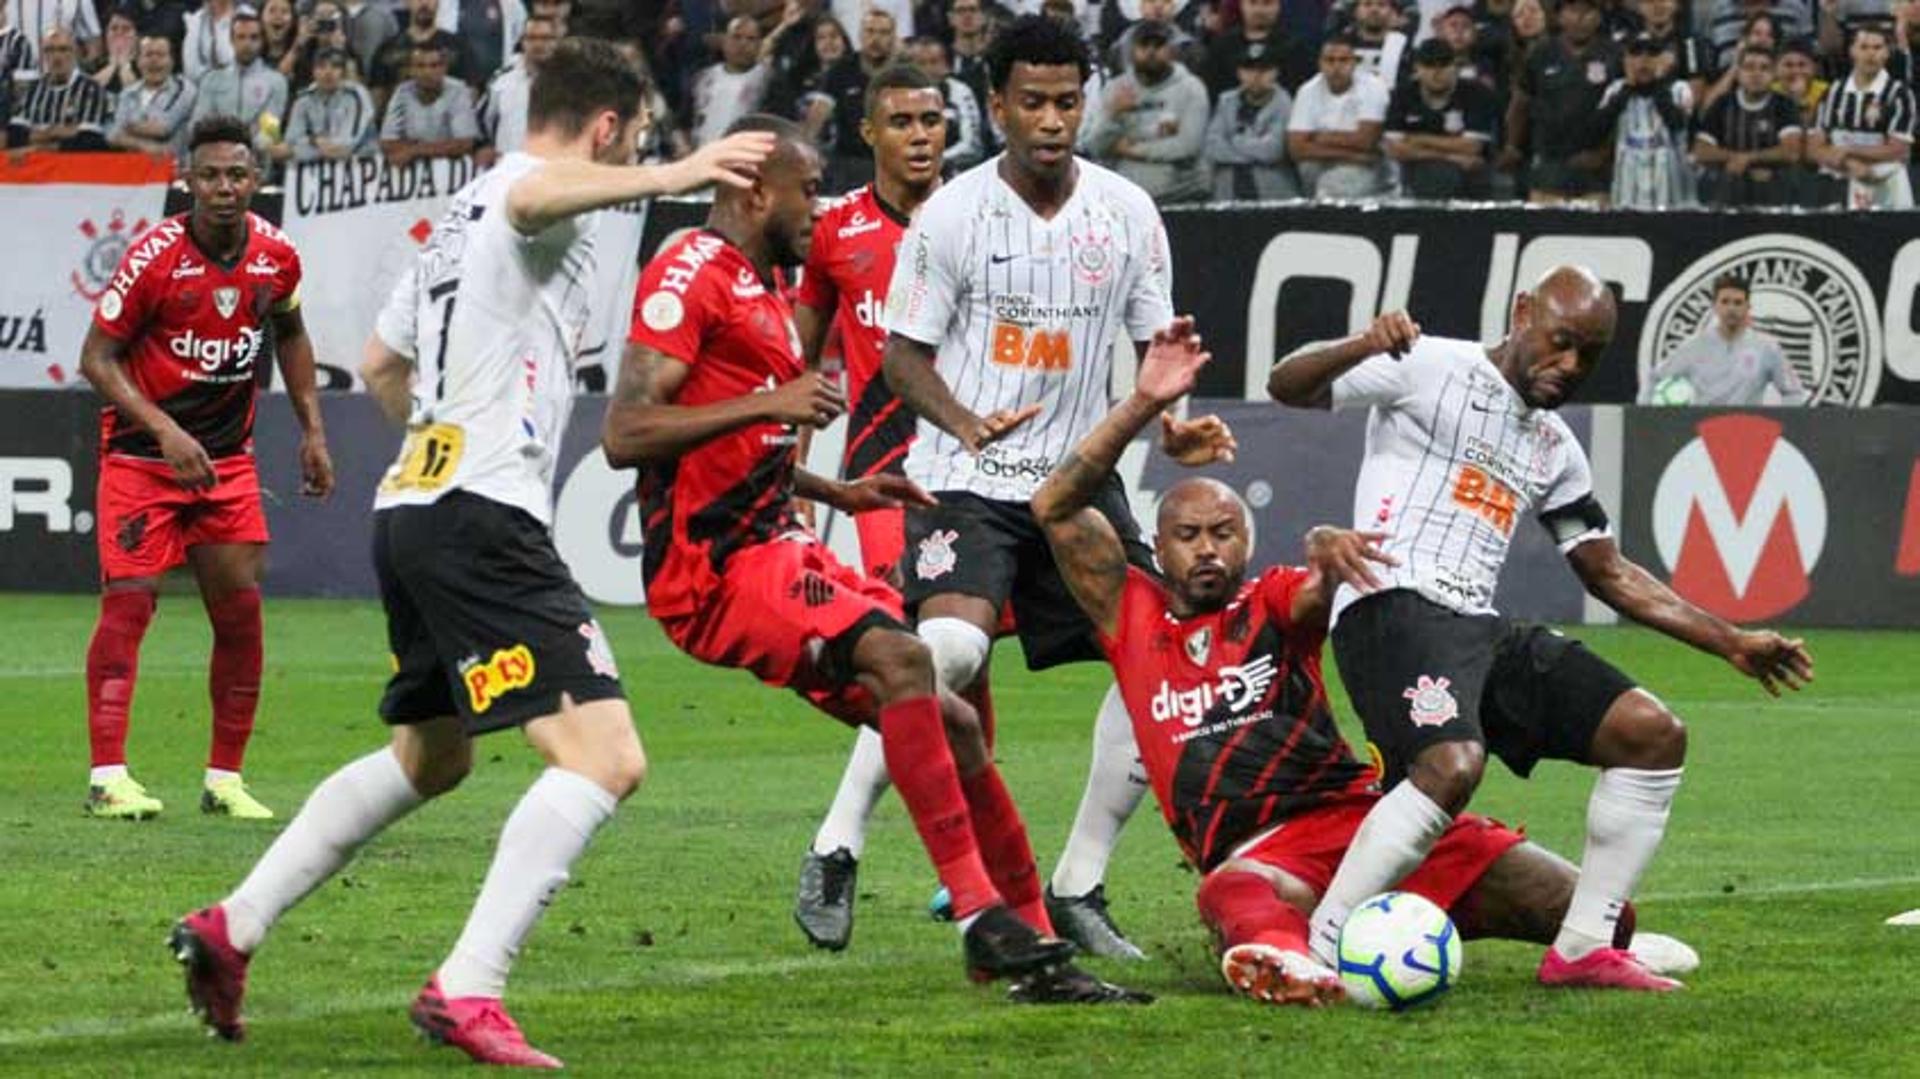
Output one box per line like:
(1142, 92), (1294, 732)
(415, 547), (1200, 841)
(915, 528), (959, 581)
(1403, 675), (1458, 727)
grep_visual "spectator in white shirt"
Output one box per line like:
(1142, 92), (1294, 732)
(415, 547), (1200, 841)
(181, 0), (237, 80)
(476, 12), (556, 165)
(690, 15), (770, 147)
(1287, 33), (1391, 198)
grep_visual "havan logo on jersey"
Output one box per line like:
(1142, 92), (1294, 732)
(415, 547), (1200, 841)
(1149, 653), (1279, 739)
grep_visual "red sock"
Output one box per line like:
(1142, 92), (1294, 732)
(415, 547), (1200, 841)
(879, 695), (1000, 921)
(86, 589), (156, 768)
(1196, 870), (1310, 953)
(205, 588), (262, 773)
(959, 763), (1051, 934)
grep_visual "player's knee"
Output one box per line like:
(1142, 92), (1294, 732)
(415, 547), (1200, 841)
(602, 739), (649, 800)
(858, 629), (938, 701)
(1408, 740), (1485, 814)
(1599, 692), (1687, 769)
(917, 616), (990, 692)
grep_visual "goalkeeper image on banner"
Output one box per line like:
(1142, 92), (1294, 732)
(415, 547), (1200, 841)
(1638, 274), (1811, 406)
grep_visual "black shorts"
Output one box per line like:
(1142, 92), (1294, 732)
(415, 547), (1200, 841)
(900, 475), (1155, 671)
(1331, 590), (1636, 786)
(373, 491), (625, 735)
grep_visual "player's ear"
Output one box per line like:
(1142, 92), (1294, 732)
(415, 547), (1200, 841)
(1511, 290), (1533, 333)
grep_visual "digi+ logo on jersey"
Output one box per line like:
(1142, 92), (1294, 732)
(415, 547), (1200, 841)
(1149, 654), (1279, 730)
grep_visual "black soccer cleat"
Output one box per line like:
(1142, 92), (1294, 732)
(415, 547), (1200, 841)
(962, 904), (1077, 983)
(1045, 884), (1147, 961)
(1007, 962), (1156, 1006)
(793, 847), (859, 951)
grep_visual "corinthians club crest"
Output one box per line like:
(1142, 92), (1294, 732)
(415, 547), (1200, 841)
(1640, 235), (1882, 406)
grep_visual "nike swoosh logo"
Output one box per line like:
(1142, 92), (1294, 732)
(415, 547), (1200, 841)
(1467, 399), (1504, 412)
(990, 253), (1019, 264)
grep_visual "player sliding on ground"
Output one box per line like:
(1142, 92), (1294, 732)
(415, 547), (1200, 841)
(608, 111), (1148, 1005)
(78, 115), (335, 822)
(170, 41), (774, 1067)
(1268, 265), (1815, 991)
(1034, 316), (1697, 1006)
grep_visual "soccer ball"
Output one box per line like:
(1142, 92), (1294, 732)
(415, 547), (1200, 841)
(1336, 891), (1462, 1010)
(1651, 375), (1696, 406)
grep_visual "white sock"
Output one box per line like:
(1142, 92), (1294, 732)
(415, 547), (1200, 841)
(1554, 766), (1684, 960)
(812, 725), (891, 858)
(1307, 780), (1453, 964)
(224, 747), (424, 953)
(205, 767), (240, 787)
(1050, 684), (1148, 898)
(90, 764), (129, 785)
(437, 768), (616, 1000)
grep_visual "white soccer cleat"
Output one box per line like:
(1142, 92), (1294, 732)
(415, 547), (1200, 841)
(1885, 909), (1920, 927)
(1221, 943), (1346, 1007)
(1629, 932), (1701, 976)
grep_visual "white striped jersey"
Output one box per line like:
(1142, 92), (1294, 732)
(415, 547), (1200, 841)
(1328, 336), (1608, 623)
(371, 152), (602, 526)
(884, 155), (1174, 502)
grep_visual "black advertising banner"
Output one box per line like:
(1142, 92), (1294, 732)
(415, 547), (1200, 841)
(1619, 408), (1920, 627)
(638, 198), (1920, 407)
(0, 391), (98, 591)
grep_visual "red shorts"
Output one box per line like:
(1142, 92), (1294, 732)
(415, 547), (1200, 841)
(657, 535), (907, 725)
(1228, 798), (1526, 914)
(853, 506), (905, 584)
(97, 456), (269, 582)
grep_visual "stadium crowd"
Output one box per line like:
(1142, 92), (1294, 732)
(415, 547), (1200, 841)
(3, 0), (1917, 208)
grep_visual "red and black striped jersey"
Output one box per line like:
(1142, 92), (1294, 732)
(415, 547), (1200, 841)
(1098, 566), (1377, 872)
(628, 229), (808, 620)
(797, 184), (915, 480)
(91, 212), (301, 460)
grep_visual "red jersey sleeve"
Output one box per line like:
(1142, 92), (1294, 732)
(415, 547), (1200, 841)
(1097, 566), (1165, 656)
(629, 255), (724, 366)
(273, 245), (303, 313)
(1256, 566), (1324, 649)
(795, 214), (838, 312)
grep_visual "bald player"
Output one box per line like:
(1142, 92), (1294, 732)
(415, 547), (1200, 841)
(1034, 318), (1700, 1005)
(1268, 266), (1814, 991)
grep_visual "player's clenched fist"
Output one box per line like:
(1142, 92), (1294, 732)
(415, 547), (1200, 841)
(764, 371), (847, 428)
(1362, 311), (1421, 358)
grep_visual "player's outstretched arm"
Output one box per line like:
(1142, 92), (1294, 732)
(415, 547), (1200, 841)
(78, 324), (216, 492)
(270, 306), (334, 498)
(1034, 317), (1210, 638)
(1567, 537), (1815, 696)
(881, 333), (1039, 453)
(1266, 311), (1420, 409)
(505, 130), (775, 236)
(1292, 526), (1397, 628)
(602, 343), (845, 467)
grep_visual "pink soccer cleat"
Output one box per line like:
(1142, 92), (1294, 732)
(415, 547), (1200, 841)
(1538, 946), (1684, 992)
(409, 976), (563, 1069)
(1221, 943), (1347, 1007)
(169, 905), (252, 1041)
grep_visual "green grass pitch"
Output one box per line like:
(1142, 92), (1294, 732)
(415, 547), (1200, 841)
(1, 593), (1916, 1076)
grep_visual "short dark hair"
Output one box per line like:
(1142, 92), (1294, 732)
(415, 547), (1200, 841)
(985, 14), (1090, 91)
(865, 62), (939, 117)
(187, 115), (254, 157)
(1712, 272), (1749, 297)
(1736, 43), (1777, 65)
(410, 41), (449, 63)
(1322, 32), (1360, 52)
(724, 111), (813, 150)
(529, 37), (644, 136)
(1852, 22), (1893, 48)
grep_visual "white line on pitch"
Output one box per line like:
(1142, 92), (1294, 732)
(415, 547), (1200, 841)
(1645, 874), (1920, 903)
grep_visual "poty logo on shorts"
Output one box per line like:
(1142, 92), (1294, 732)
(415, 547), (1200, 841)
(1640, 235), (1882, 406)
(1403, 675), (1458, 728)
(461, 644), (537, 714)
(1652, 414), (1827, 621)
(915, 528), (958, 581)
(1150, 655), (1278, 728)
